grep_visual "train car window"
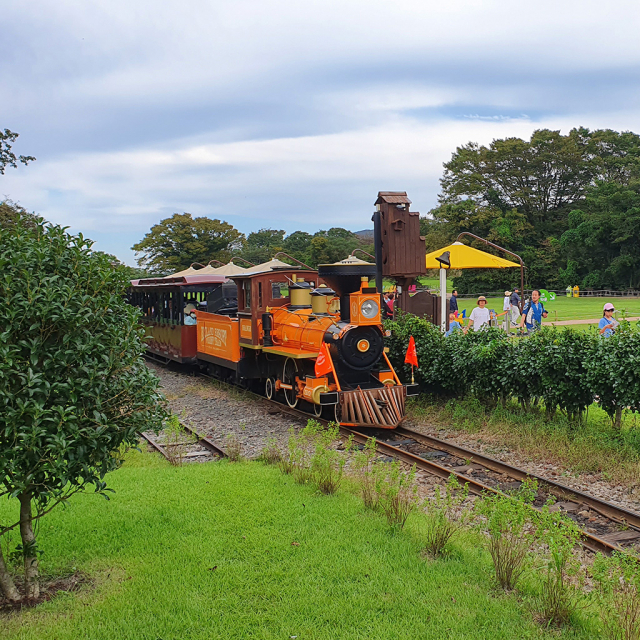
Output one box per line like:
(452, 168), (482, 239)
(258, 282), (263, 308)
(270, 282), (289, 300)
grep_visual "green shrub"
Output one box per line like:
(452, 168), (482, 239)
(376, 461), (418, 530)
(587, 323), (640, 428)
(474, 479), (538, 590)
(259, 438), (283, 465)
(352, 437), (381, 510)
(422, 475), (471, 557)
(311, 425), (353, 495)
(592, 551), (640, 640)
(535, 507), (585, 626)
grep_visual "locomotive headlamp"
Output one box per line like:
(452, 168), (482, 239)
(360, 299), (379, 319)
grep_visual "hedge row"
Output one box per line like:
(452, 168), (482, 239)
(385, 313), (640, 424)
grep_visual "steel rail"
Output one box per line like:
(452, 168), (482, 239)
(341, 426), (622, 556)
(395, 426), (640, 530)
(177, 370), (630, 554)
(139, 421), (227, 460)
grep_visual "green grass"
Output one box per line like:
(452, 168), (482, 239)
(453, 295), (640, 323)
(0, 451), (598, 639)
(409, 396), (640, 487)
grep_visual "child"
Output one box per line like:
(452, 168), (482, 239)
(445, 312), (462, 336)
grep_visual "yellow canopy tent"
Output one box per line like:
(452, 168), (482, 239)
(426, 242), (520, 269)
(426, 235), (524, 331)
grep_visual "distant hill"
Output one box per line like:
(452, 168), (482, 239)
(354, 229), (374, 239)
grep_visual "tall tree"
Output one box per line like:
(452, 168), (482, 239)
(430, 127), (640, 291)
(560, 180), (640, 289)
(0, 199), (37, 230)
(308, 228), (359, 266)
(0, 217), (166, 602)
(132, 213), (244, 275)
(0, 129), (35, 175)
(241, 228), (285, 265)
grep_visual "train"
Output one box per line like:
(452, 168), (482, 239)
(128, 258), (417, 429)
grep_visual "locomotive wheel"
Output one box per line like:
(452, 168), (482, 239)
(265, 377), (275, 400)
(282, 358), (299, 408)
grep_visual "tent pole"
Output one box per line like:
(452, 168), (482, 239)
(439, 268), (447, 332)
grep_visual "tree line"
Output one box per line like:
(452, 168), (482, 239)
(131, 213), (375, 275)
(132, 127), (640, 289)
(422, 127), (640, 293)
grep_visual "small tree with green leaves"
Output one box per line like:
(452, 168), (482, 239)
(0, 217), (166, 603)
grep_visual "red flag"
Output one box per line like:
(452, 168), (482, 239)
(315, 342), (333, 378)
(404, 336), (418, 368)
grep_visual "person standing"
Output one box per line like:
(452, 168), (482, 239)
(465, 296), (491, 333)
(509, 288), (521, 326)
(599, 303), (619, 336)
(519, 290), (548, 332)
(502, 291), (512, 331)
(445, 312), (462, 337)
(449, 290), (458, 314)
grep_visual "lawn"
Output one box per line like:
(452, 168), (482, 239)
(0, 452), (598, 639)
(453, 295), (640, 324)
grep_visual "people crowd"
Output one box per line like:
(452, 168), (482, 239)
(447, 290), (619, 337)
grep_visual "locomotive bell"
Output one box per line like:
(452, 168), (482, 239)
(310, 284), (335, 315)
(289, 275), (313, 309)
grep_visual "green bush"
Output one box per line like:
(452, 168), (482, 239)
(586, 323), (640, 428)
(386, 313), (640, 426)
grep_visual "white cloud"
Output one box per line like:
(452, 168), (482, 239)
(2, 0), (640, 265)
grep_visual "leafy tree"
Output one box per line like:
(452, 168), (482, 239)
(560, 181), (640, 289)
(308, 228), (359, 266)
(0, 129), (35, 175)
(93, 251), (153, 281)
(432, 127), (640, 291)
(0, 199), (37, 230)
(240, 228), (285, 265)
(282, 230), (313, 264)
(0, 217), (166, 602)
(132, 213), (245, 275)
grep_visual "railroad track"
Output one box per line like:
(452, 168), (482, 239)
(139, 422), (226, 463)
(157, 365), (640, 556)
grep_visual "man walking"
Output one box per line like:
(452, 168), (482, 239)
(509, 288), (521, 326)
(449, 290), (458, 314)
(519, 290), (548, 332)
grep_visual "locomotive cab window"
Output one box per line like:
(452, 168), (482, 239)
(270, 282), (289, 301)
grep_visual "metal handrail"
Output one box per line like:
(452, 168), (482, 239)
(273, 251), (314, 271)
(349, 248), (375, 262)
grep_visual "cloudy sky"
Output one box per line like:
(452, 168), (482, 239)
(2, 0), (639, 264)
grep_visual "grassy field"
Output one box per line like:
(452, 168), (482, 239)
(0, 452), (599, 639)
(409, 279), (640, 324)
